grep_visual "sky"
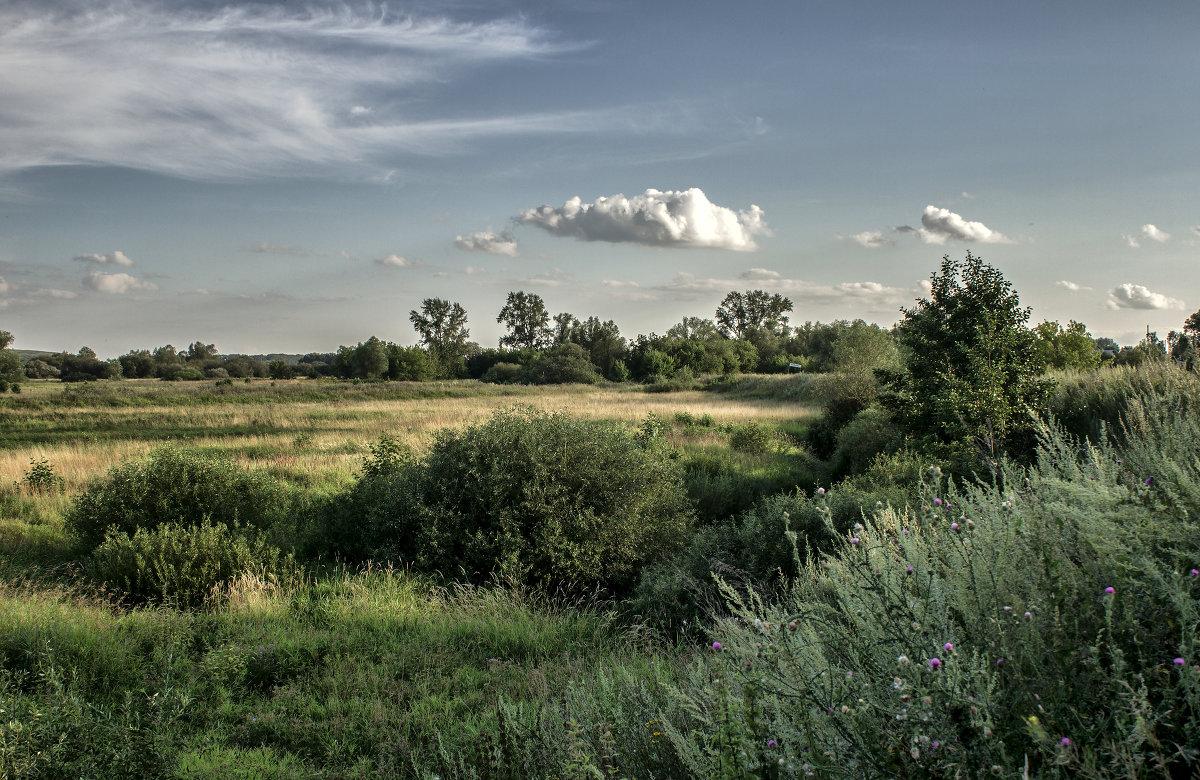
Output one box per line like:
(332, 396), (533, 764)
(1, 0), (1197, 358)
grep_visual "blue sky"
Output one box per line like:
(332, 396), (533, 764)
(1, 0), (1197, 357)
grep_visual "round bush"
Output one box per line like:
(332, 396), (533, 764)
(67, 446), (285, 552)
(480, 361), (523, 384)
(91, 522), (291, 609)
(344, 406), (693, 591)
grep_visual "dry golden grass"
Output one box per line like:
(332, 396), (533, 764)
(0, 382), (815, 496)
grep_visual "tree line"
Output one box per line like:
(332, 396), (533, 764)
(2, 279), (1198, 389)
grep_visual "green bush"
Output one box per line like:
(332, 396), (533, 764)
(480, 361), (524, 384)
(728, 421), (773, 454)
(829, 406), (904, 477)
(66, 447), (286, 552)
(328, 407), (692, 592)
(91, 522), (293, 609)
(650, 386), (1200, 778)
(520, 343), (602, 385)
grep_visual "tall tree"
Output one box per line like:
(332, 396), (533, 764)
(497, 291), (552, 350)
(715, 290), (793, 339)
(879, 252), (1052, 462)
(1183, 308), (1200, 336)
(552, 312), (577, 345)
(410, 298), (470, 376)
(0, 330), (13, 350)
(569, 316), (626, 378)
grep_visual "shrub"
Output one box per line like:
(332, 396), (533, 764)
(653, 386), (1200, 778)
(480, 361), (524, 384)
(91, 522), (293, 609)
(520, 344), (602, 385)
(330, 407), (692, 591)
(66, 447), (286, 552)
(728, 421), (773, 454)
(829, 406), (904, 478)
(20, 457), (64, 494)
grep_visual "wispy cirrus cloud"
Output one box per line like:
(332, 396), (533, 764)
(249, 243), (315, 257)
(1056, 280), (1091, 292)
(0, 1), (594, 182)
(519, 188), (770, 251)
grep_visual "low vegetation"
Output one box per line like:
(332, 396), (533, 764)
(2, 255), (1199, 777)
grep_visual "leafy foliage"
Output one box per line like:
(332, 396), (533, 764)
(497, 290), (553, 350)
(714, 290), (793, 339)
(410, 297), (470, 376)
(91, 521), (293, 608)
(66, 446), (285, 552)
(880, 252), (1053, 464)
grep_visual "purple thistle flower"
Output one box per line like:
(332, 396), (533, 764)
(950, 522), (960, 531)
(1104, 586), (1115, 594)
(996, 657), (1003, 666)
(767, 739), (777, 747)
(944, 642), (954, 652)
(1174, 657), (1186, 666)
(1190, 569), (1199, 577)
(906, 565), (914, 573)
(934, 498), (942, 506)
(929, 657), (942, 669)
(1024, 611), (1032, 619)
(816, 487), (825, 495)
(1060, 737), (1071, 747)
(1145, 477), (1153, 485)
(712, 642), (722, 651)
(850, 537), (860, 544)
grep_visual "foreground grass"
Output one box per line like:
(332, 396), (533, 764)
(1, 567), (688, 779)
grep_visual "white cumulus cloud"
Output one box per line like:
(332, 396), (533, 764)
(1141, 224), (1170, 243)
(82, 270), (157, 294)
(1122, 234), (1141, 248)
(376, 254), (413, 268)
(1056, 280), (1090, 292)
(73, 251), (134, 266)
(518, 188), (770, 251)
(455, 230), (519, 257)
(897, 206), (1012, 245)
(849, 230), (891, 248)
(1107, 283), (1183, 310)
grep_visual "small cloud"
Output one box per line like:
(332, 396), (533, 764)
(350, 105), (371, 116)
(518, 188), (770, 251)
(455, 230), (519, 257)
(523, 268), (573, 287)
(897, 205), (1012, 245)
(1141, 224), (1170, 243)
(1107, 283), (1183, 310)
(849, 230), (891, 249)
(1122, 234), (1141, 248)
(73, 251), (134, 266)
(31, 287), (80, 299)
(602, 279), (641, 288)
(918, 279), (933, 295)
(1191, 226), (1200, 237)
(82, 270), (157, 294)
(376, 254), (414, 268)
(1056, 280), (1091, 292)
(463, 266), (488, 275)
(740, 268), (781, 281)
(249, 242), (313, 257)
(961, 192), (974, 199)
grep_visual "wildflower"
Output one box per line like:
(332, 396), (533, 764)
(767, 739), (777, 747)
(1104, 587), (1115, 594)
(897, 654), (910, 665)
(944, 642), (954, 652)
(1174, 657), (1186, 666)
(951, 522), (960, 531)
(906, 565), (914, 573)
(850, 537), (860, 544)
(846, 670), (853, 677)
(1060, 737), (1071, 747)
(934, 498), (942, 506)
(932, 740), (940, 749)
(929, 657), (942, 669)
(1190, 569), (1199, 577)
(996, 658), (1003, 666)
(1024, 611), (1032, 619)
(788, 621), (797, 630)
(1003, 605), (1012, 612)
(816, 487), (825, 495)
(1145, 477), (1153, 486)
(712, 642), (722, 651)
(893, 677), (905, 690)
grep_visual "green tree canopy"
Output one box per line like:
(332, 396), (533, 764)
(715, 290), (793, 339)
(879, 252), (1052, 462)
(497, 291), (552, 350)
(410, 298), (470, 376)
(1033, 320), (1101, 371)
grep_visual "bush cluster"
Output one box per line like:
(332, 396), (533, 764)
(323, 406), (693, 592)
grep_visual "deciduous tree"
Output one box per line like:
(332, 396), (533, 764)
(497, 291), (552, 350)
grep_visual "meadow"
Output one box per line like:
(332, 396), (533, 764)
(2, 369), (1199, 778)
